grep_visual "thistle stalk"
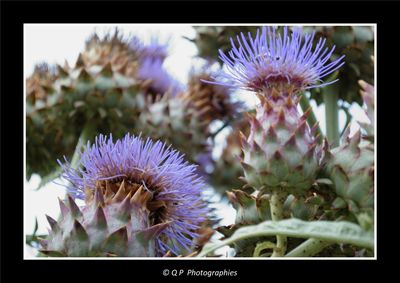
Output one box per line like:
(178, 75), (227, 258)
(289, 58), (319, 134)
(322, 85), (340, 147)
(270, 190), (287, 257)
(286, 238), (332, 257)
(70, 122), (96, 169)
(35, 122), (97, 190)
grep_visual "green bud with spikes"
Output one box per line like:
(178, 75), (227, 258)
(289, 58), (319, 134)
(26, 31), (144, 180)
(325, 129), (374, 229)
(240, 91), (325, 197)
(136, 93), (211, 166)
(41, 183), (170, 257)
(217, 189), (273, 257)
(227, 190), (271, 225)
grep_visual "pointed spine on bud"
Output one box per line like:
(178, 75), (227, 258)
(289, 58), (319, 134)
(300, 107), (312, 121)
(66, 195), (82, 218)
(58, 197), (69, 217)
(46, 215), (59, 231)
(285, 134), (297, 148)
(92, 206), (107, 230)
(100, 63), (113, 78)
(136, 222), (171, 242)
(78, 69), (93, 82)
(75, 53), (85, 68)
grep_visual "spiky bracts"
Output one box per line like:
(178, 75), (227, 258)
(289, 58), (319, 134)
(26, 63), (57, 103)
(26, 31), (184, 180)
(210, 189), (273, 257)
(215, 91), (324, 257)
(81, 30), (140, 77)
(227, 190), (271, 225)
(324, 80), (374, 229)
(81, 32), (181, 97)
(325, 129), (374, 229)
(140, 71), (240, 169)
(55, 56), (141, 125)
(25, 32), (144, 179)
(210, 26), (345, 94)
(182, 73), (241, 125)
(40, 187), (169, 257)
(208, 25), (341, 196)
(26, 57), (141, 178)
(26, 63), (67, 178)
(136, 93), (211, 166)
(240, 91), (323, 195)
(204, 25), (345, 257)
(57, 133), (210, 256)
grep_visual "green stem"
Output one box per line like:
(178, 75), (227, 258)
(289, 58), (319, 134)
(270, 190), (287, 257)
(322, 86), (340, 147)
(253, 241), (276, 257)
(70, 121), (97, 169)
(286, 238), (332, 257)
(35, 122), (97, 190)
(299, 94), (323, 144)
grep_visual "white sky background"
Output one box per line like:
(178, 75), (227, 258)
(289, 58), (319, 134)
(24, 25), (372, 256)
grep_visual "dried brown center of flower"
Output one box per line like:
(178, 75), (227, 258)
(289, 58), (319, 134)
(86, 177), (169, 226)
(181, 74), (236, 125)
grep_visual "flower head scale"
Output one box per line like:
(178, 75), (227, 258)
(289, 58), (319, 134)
(58, 133), (210, 255)
(209, 26), (345, 94)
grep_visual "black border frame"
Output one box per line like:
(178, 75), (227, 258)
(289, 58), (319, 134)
(1, 0), (394, 281)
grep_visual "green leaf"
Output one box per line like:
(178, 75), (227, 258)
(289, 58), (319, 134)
(197, 219), (373, 257)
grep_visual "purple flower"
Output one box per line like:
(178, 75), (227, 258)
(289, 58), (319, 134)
(138, 38), (169, 63)
(58, 133), (210, 255)
(137, 57), (183, 96)
(210, 26), (345, 93)
(136, 39), (183, 96)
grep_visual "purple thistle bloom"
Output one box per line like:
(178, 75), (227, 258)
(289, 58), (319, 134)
(138, 38), (169, 63)
(137, 57), (183, 96)
(210, 26), (345, 93)
(136, 39), (183, 96)
(58, 133), (210, 255)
